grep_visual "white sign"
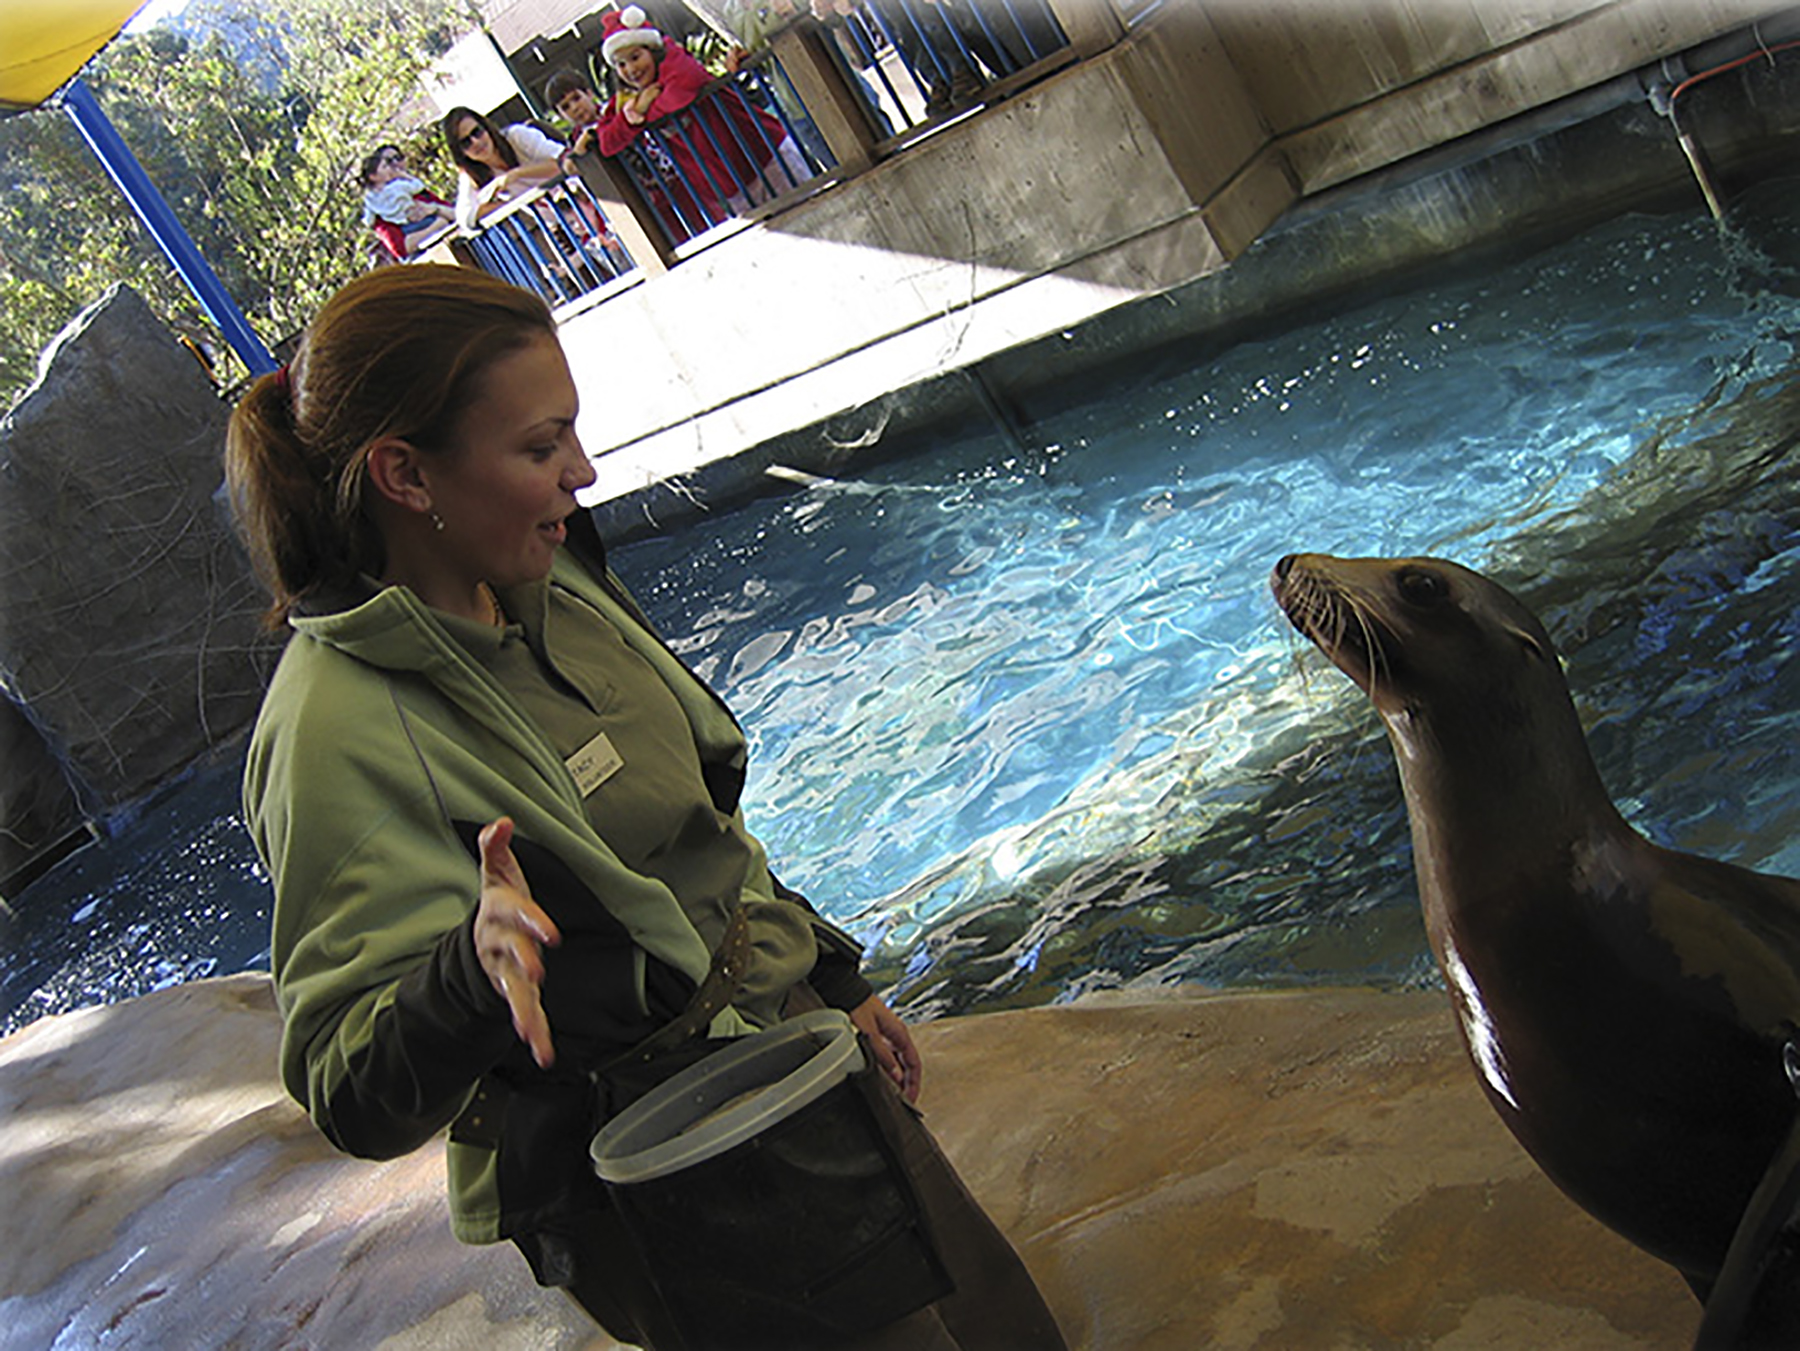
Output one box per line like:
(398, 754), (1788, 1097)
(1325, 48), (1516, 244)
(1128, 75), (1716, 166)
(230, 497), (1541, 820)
(424, 29), (520, 117)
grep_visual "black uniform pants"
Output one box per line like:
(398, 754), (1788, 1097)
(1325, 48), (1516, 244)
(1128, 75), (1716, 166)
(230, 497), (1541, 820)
(523, 1073), (1067, 1351)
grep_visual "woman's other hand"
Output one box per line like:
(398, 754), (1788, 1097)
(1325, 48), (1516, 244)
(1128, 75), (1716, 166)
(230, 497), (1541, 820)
(474, 816), (562, 1068)
(849, 994), (922, 1103)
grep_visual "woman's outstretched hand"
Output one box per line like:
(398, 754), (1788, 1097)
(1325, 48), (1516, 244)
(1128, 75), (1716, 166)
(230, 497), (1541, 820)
(473, 816), (561, 1068)
(849, 994), (922, 1104)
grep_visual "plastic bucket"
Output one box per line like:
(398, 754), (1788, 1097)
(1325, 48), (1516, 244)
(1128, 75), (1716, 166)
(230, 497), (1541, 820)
(591, 1008), (865, 1183)
(589, 1009), (949, 1347)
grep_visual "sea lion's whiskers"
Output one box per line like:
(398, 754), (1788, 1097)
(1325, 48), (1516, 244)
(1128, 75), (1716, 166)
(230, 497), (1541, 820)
(1344, 591), (1396, 694)
(1277, 573), (1350, 697)
(1301, 573), (1396, 696)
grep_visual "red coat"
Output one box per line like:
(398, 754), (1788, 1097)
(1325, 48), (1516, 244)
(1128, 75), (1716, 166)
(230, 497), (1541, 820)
(372, 190), (450, 262)
(595, 42), (784, 224)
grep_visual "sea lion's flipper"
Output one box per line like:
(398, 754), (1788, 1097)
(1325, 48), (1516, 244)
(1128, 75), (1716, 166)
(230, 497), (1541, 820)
(1692, 1105), (1800, 1348)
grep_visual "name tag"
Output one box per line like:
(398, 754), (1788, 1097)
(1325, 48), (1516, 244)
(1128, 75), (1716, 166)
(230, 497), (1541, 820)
(567, 731), (624, 796)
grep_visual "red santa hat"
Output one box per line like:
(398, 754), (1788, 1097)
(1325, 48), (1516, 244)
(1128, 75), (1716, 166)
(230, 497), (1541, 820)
(601, 6), (665, 68)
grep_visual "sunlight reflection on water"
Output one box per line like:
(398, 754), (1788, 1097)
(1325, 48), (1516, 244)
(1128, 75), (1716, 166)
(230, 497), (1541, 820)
(615, 198), (1800, 1016)
(6, 194), (1800, 1032)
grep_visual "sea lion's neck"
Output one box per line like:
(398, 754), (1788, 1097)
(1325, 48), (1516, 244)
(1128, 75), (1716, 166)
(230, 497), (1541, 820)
(1382, 697), (1626, 866)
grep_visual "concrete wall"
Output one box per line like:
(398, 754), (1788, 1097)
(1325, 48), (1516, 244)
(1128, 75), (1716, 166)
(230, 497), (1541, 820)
(1203, 0), (1627, 138)
(564, 12), (1298, 505)
(1216, 0), (1791, 192)
(562, 0), (1795, 517)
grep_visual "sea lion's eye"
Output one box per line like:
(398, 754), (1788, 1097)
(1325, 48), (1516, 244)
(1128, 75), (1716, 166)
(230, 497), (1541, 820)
(1396, 568), (1449, 607)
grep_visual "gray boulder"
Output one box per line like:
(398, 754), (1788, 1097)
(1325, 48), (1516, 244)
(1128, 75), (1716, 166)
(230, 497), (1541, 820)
(0, 698), (85, 892)
(0, 286), (272, 867)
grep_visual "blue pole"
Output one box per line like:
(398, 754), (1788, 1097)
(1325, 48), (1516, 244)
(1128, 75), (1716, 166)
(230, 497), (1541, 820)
(61, 77), (277, 376)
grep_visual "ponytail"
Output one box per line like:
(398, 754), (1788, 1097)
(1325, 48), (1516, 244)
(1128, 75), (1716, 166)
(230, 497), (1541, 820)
(225, 366), (366, 629)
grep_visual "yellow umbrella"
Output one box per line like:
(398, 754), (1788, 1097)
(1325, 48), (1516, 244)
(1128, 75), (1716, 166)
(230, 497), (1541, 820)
(1, 0), (275, 370)
(0, 0), (151, 113)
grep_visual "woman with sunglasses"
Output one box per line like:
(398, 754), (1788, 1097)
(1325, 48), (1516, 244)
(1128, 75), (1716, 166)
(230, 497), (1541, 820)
(443, 107), (570, 231)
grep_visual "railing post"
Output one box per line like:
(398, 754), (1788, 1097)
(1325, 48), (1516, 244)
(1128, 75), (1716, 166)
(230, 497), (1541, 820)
(1043, 0), (1125, 56)
(569, 151), (677, 276)
(769, 18), (877, 175)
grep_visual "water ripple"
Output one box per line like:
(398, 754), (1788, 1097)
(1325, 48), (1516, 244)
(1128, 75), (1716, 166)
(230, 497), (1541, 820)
(8, 191), (1800, 1030)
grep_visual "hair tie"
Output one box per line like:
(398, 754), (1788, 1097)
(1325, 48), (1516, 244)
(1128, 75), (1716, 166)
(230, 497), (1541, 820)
(273, 363), (293, 399)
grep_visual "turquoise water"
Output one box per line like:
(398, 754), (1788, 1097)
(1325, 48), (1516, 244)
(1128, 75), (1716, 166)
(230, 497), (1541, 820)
(611, 196), (1800, 1016)
(7, 191), (1800, 1034)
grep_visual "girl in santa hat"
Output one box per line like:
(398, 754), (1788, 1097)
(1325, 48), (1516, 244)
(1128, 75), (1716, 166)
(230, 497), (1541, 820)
(593, 4), (810, 236)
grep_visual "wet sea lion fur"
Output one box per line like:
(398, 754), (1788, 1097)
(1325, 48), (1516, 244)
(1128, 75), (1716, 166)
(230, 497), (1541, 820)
(1271, 552), (1800, 1345)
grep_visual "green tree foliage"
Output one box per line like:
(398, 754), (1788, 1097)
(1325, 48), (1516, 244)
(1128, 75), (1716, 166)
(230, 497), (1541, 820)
(0, 0), (476, 410)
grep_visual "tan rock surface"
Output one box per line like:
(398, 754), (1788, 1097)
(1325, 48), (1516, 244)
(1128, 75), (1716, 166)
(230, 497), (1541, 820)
(0, 975), (1697, 1349)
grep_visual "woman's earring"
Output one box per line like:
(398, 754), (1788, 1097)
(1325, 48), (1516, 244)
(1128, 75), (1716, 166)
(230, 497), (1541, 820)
(430, 511), (445, 532)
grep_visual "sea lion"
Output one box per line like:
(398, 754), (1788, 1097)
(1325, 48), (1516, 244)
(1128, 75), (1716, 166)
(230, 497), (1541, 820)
(1271, 552), (1800, 1344)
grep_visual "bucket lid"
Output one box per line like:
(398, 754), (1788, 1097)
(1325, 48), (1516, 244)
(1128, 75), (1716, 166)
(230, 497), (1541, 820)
(591, 1008), (865, 1184)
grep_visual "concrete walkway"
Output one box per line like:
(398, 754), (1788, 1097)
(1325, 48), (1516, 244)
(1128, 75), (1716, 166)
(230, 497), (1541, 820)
(1, 975), (1696, 1348)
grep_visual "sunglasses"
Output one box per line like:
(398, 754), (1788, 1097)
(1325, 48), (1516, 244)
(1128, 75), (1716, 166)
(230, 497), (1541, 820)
(377, 151), (405, 166)
(457, 126), (488, 150)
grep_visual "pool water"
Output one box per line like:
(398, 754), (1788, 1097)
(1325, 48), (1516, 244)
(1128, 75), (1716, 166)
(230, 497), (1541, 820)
(7, 188), (1800, 1034)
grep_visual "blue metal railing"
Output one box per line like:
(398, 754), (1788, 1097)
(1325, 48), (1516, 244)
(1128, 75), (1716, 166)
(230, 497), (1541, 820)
(474, 4), (1075, 291)
(461, 175), (634, 311)
(829, 0), (1070, 133)
(611, 66), (832, 247)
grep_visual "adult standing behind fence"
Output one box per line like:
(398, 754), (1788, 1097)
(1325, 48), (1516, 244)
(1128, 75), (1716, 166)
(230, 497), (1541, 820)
(718, 0), (834, 164)
(223, 263), (1070, 1351)
(444, 108), (570, 230)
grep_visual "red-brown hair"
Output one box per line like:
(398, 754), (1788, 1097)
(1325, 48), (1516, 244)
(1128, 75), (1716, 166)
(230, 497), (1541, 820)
(224, 264), (555, 627)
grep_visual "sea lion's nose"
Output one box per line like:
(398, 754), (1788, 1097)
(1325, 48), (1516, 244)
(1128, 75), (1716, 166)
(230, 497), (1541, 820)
(1273, 554), (1296, 581)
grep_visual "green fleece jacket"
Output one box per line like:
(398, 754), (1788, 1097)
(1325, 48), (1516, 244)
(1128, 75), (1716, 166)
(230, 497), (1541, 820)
(243, 522), (871, 1244)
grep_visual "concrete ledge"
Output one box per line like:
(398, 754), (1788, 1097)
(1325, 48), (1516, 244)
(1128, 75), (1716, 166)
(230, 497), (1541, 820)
(578, 4), (1800, 543)
(0, 975), (1697, 1348)
(566, 15), (1303, 500)
(576, 204), (1232, 508)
